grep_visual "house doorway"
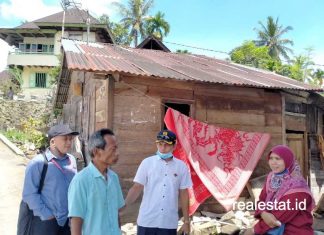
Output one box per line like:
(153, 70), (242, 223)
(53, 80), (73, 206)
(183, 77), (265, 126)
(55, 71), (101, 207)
(162, 100), (193, 129)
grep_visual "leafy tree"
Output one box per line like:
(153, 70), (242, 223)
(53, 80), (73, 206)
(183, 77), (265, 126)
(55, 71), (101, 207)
(48, 55), (62, 85)
(98, 14), (110, 25)
(110, 22), (132, 45)
(254, 16), (293, 60)
(230, 41), (272, 68)
(9, 66), (23, 87)
(98, 14), (132, 46)
(289, 53), (314, 82)
(146, 11), (170, 40)
(311, 69), (324, 86)
(176, 49), (190, 54)
(113, 0), (154, 46)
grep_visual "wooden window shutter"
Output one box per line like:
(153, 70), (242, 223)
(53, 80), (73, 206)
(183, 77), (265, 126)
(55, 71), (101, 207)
(29, 73), (36, 87)
(46, 74), (50, 88)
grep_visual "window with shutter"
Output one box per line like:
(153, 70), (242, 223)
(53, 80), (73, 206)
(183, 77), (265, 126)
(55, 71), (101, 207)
(35, 73), (47, 88)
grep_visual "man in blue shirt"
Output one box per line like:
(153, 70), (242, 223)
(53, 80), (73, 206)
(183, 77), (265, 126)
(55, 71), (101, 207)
(22, 124), (79, 235)
(68, 128), (125, 235)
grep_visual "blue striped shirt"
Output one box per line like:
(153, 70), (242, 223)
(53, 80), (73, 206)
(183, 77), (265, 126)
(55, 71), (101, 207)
(22, 149), (77, 226)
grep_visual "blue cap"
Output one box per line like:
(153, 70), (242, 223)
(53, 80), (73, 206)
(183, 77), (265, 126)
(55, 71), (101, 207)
(156, 130), (176, 145)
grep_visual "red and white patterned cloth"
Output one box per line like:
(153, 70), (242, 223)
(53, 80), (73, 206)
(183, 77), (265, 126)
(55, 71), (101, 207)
(164, 108), (271, 214)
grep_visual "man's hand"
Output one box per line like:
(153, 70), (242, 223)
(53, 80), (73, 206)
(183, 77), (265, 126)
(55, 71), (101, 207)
(260, 212), (280, 228)
(181, 222), (190, 234)
(46, 216), (55, 220)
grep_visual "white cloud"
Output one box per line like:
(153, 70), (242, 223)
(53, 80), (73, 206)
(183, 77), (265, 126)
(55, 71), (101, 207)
(0, 0), (61, 22)
(0, 0), (121, 23)
(79, 0), (121, 20)
(0, 39), (11, 71)
(313, 51), (324, 67)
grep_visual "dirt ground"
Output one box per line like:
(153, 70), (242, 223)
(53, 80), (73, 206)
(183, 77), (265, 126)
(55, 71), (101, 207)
(0, 140), (28, 235)
(1, 138), (324, 235)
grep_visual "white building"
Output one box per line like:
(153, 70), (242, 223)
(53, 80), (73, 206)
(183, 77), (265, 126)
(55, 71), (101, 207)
(0, 8), (114, 99)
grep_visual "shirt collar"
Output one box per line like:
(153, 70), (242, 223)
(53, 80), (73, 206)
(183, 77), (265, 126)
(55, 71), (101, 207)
(45, 148), (69, 161)
(89, 161), (111, 178)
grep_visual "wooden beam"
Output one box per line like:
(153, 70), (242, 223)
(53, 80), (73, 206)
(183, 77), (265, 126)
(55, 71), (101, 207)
(281, 93), (286, 144)
(107, 74), (115, 129)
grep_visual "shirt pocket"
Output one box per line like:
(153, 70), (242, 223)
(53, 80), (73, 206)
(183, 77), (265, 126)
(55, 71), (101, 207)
(171, 172), (181, 189)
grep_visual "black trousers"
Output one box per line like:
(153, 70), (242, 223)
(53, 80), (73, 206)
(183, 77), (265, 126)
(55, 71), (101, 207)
(137, 226), (177, 235)
(30, 216), (70, 235)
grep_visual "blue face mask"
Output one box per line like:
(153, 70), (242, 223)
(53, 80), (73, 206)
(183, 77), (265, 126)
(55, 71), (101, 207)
(156, 150), (173, 159)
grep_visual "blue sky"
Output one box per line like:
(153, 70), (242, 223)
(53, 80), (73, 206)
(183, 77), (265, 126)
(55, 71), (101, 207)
(1, 0), (324, 70)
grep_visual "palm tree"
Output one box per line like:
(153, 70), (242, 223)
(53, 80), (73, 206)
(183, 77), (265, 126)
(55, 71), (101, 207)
(290, 55), (314, 82)
(254, 16), (293, 60)
(146, 11), (170, 40)
(312, 69), (324, 86)
(113, 0), (154, 46)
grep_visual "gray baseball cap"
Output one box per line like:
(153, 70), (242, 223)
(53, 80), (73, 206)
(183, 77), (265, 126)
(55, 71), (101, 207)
(47, 124), (79, 139)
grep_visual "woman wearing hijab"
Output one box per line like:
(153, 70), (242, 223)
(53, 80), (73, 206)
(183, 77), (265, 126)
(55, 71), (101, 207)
(244, 145), (314, 235)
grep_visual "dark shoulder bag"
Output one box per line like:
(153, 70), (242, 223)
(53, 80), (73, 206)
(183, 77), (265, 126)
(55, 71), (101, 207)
(17, 153), (48, 235)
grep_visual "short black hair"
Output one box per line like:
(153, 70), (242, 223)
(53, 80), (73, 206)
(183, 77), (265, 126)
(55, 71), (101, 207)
(88, 129), (114, 158)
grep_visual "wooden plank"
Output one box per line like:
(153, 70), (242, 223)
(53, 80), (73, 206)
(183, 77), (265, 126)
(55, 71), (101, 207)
(122, 75), (194, 90)
(285, 114), (306, 131)
(304, 131), (309, 182)
(282, 92), (308, 103)
(114, 95), (161, 128)
(115, 83), (148, 96)
(107, 75), (114, 129)
(194, 84), (264, 100)
(287, 133), (306, 177)
(206, 110), (265, 126)
(265, 113), (282, 127)
(148, 86), (194, 100)
(318, 135), (324, 170)
(204, 97), (265, 114)
(264, 91), (282, 114)
(95, 79), (108, 128)
(281, 93), (286, 144)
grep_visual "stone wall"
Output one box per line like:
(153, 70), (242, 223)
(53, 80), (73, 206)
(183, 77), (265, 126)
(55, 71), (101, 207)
(0, 98), (52, 130)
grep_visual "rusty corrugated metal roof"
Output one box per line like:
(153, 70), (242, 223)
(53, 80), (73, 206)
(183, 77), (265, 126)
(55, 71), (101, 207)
(62, 39), (322, 91)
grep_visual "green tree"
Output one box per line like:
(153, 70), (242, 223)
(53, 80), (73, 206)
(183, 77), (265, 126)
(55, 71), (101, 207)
(176, 49), (190, 54)
(312, 69), (324, 86)
(289, 55), (314, 82)
(230, 41), (272, 68)
(113, 0), (154, 46)
(254, 16), (293, 60)
(9, 66), (23, 87)
(146, 11), (170, 40)
(98, 14), (132, 45)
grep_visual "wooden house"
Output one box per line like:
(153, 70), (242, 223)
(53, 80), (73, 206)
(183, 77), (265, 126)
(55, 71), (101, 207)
(54, 39), (324, 217)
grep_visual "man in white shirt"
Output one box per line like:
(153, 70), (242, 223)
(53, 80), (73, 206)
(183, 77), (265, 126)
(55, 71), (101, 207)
(125, 130), (192, 235)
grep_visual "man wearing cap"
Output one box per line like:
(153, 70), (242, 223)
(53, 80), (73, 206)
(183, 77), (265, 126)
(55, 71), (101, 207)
(125, 130), (192, 235)
(21, 124), (79, 235)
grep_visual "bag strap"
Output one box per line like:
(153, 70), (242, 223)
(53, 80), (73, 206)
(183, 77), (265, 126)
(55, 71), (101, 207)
(38, 152), (48, 194)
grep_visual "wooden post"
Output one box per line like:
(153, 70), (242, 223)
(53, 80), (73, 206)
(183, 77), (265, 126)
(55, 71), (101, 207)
(281, 92), (286, 144)
(107, 74), (115, 130)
